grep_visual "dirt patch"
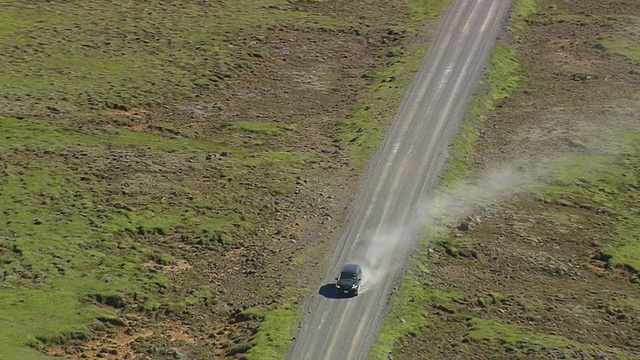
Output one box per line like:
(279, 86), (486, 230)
(106, 108), (150, 119)
(47, 324), (153, 360)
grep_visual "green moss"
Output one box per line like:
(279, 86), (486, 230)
(0, 287), (110, 359)
(370, 276), (465, 359)
(246, 305), (298, 360)
(509, 0), (538, 41)
(166, 302), (187, 315)
(610, 297), (640, 315)
(222, 122), (295, 135)
(150, 253), (177, 266)
(533, 143), (640, 272)
(467, 318), (570, 348)
(602, 38), (640, 62)
(143, 298), (162, 312)
(467, 318), (625, 357)
(407, 0), (451, 23)
(601, 17), (640, 61)
(484, 43), (522, 109)
(239, 306), (267, 322)
(0, 114), (314, 357)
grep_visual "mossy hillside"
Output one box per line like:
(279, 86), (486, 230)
(373, 1), (640, 359)
(600, 17), (640, 62)
(370, 274), (465, 359)
(0, 0), (440, 357)
(530, 117), (640, 273)
(0, 287), (115, 359)
(466, 318), (626, 358)
(0, 116), (312, 359)
(533, 137), (640, 271)
(0, 1), (348, 112)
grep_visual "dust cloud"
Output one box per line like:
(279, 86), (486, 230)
(426, 163), (534, 221)
(359, 163), (535, 290)
(356, 102), (639, 290)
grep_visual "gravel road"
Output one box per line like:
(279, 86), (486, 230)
(289, 1), (512, 359)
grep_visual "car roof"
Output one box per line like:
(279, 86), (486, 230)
(341, 263), (360, 273)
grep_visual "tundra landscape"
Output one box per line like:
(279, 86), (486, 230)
(0, 0), (638, 360)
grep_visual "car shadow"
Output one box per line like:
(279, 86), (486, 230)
(319, 283), (351, 299)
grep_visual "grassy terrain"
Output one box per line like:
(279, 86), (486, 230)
(4, 0), (634, 358)
(0, 114), (313, 358)
(407, 0), (451, 23)
(0, 0), (458, 358)
(373, 0), (640, 359)
(245, 303), (300, 360)
(0, 1), (342, 358)
(534, 146), (640, 271)
(440, 41), (521, 185)
(508, 0), (538, 42)
(0, 1), (346, 112)
(600, 16), (640, 62)
(371, 273), (465, 359)
(531, 12), (640, 272)
(413, 110), (640, 359)
(465, 318), (626, 358)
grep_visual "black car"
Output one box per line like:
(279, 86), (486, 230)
(335, 263), (362, 296)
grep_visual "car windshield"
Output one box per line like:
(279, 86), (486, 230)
(339, 272), (357, 280)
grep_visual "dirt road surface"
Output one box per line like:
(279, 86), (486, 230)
(288, 1), (512, 359)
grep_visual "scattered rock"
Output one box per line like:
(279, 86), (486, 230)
(557, 199), (573, 207)
(570, 73), (594, 81)
(457, 222), (470, 232)
(457, 248), (477, 259)
(567, 139), (588, 149)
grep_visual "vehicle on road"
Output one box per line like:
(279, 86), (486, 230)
(335, 263), (362, 296)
